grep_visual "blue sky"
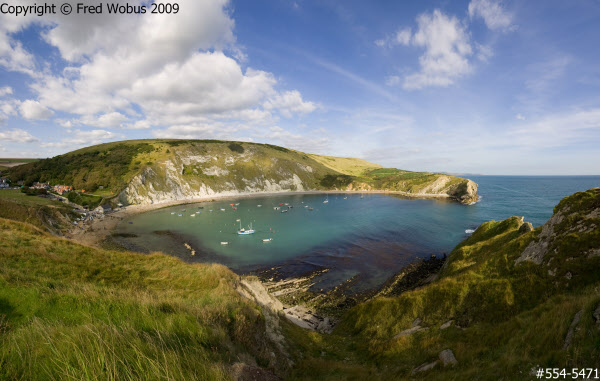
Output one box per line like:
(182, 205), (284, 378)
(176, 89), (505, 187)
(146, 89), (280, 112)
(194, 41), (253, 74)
(0, 0), (599, 174)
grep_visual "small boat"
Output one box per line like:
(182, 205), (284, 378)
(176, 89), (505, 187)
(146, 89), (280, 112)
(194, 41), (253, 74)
(232, 207), (237, 210)
(262, 238), (273, 242)
(308, 207), (314, 211)
(304, 205), (309, 208)
(287, 205), (293, 208)
(220, 242), (229, 245)
(220, 208), (226, 211)
(284, 203), (289, 206)
(343, 196), (348, 200)
(279, 203), (284, 206)
(178, 214), (182, 216)
(235, 203), (240, 206)
(273, 207), (280, 210)
(230, 204), (234, 206)
(257, 205), (262, 207)
(209, 209), (213, 212)
(190, 214), (196, 217)
(237, 221), (255, 235)
(198, 206), (204, 209)
(323, 196), (329, 204)
(171, 212), (175, 215)
(360, 195), (364, 199)
(236, 218), (241, 222)
(281, 209), (288, 213)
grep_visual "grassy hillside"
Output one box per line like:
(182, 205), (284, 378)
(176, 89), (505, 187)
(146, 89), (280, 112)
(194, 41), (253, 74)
(0, 218), (289, 380)
(306, 154), (382, 176)
(0, 189), (76, 233)
(5, 139), (478, 205)
(0, 188), (599, 379)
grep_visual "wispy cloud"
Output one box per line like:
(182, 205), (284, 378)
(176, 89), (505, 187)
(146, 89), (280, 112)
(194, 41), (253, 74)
(468, 0), (515, 32)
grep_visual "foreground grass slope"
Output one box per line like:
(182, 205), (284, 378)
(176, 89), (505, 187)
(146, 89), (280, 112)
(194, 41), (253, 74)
(0, 218), (289, 380)
(6, 139), (477, 205)
(306, 188), (600, 380)
(0, 188), (599, 380)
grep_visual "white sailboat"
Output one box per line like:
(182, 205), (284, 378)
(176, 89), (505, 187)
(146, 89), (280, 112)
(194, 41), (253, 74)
(237, 221), (255, 235)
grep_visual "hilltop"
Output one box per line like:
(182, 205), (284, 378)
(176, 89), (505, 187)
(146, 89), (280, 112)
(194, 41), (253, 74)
(1, 187), (599, 379)
(6, 139), (478, 206)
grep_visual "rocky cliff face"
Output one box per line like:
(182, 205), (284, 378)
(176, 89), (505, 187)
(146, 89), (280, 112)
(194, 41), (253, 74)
(515, 188), (600, 287)
(107, 140), (479, 205)
(117, 143), (328, 205)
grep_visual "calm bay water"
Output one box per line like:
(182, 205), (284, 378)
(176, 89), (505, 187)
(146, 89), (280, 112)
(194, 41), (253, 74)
(115, 176), (599, 291)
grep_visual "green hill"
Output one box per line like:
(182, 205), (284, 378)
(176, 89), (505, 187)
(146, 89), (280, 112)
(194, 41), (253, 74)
(1, 188), (599, 379)
(6, 139), (478, 205)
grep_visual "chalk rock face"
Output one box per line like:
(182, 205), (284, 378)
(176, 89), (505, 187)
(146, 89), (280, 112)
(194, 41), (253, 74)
(118, 143), (318, 205)
(515, 189), (600, 285)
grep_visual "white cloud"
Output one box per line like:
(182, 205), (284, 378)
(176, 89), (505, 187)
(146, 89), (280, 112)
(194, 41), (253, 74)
(41, 129), (123, 149)
(79, 112), (129, 128)
(0, 0), (316, 142)
(0, 86), (12, 97)
(403, 10), (472, 90)
(19, 100), (54, 120)
(375, 27), (412, 48)
(0, 128), (39, 142)
(395, 28), (412, 45)
(263, 90), (317, 117)
(468, 0), (514, 31)
(476, 43), (493, 62)
(516, 113), (526, 120)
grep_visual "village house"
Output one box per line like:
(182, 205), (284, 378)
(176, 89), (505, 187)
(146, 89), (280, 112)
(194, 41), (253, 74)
(32, 182), (50, 190)
(53, 184), (73, 195)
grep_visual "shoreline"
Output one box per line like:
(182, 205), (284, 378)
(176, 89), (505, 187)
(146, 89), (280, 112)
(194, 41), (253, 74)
(67, 189), (457, 247)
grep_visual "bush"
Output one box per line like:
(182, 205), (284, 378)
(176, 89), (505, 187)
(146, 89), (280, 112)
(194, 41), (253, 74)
(320, 174), (354, 188)
(228, 143), (244, 153)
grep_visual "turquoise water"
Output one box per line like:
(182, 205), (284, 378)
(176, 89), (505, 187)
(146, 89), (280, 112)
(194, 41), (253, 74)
(116, 176), (599, 291)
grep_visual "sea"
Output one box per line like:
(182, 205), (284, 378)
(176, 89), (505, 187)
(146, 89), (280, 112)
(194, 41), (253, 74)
(114, 176), (600, 292)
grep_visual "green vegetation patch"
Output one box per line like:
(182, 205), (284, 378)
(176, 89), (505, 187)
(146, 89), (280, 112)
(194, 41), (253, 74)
(320, 174), (354, 188)
(0, 218), (288, 380)
(7, 143), (155, 192)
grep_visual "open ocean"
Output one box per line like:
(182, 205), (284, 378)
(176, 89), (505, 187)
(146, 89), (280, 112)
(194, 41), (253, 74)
(115, 176), (600, 291)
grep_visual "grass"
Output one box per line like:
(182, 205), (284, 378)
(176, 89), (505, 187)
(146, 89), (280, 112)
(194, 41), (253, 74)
(0, 189), (59, 206)
(0, 189), (75, 232)
(307, 154), (382, 176)
(0, 218), (288, 380)
(0, 188), (599, 379)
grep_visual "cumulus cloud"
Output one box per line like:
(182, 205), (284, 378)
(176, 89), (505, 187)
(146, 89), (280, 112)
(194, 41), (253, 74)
(0, 128), (39, 142)
(263, 91), (317, 118)
(19, 100), (54, 120)
(0, 0), (317, 146)
(403, 10), (472, 90)
(468, 0), (514, 31)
